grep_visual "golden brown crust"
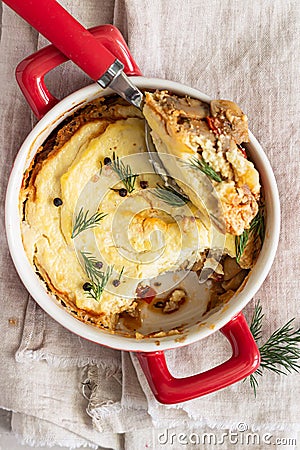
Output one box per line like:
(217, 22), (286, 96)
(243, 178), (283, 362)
(210, 99), (249, 145)
(143, 90), (261, 235)
(20, 92), (263, 337)
(22, 96), (143, 194)
(20, 96), (148, 332)
(215, 183), (259, 236)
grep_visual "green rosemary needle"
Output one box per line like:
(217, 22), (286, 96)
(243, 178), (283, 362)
(71, 208), (107, 239)
(187, 156), (222, 182)
(153, 183), (189, 207)
(111, 152), (138, 193)
(235, 207), (265, 262)
(247, 300), (300, 396)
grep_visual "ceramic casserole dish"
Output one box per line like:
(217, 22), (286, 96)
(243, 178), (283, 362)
(4, 14), (280, 403)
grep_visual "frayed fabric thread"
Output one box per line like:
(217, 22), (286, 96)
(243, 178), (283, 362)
(87, 401), (151, 434)
(87, 400), (122, 421)
(15, 348), (122, 378)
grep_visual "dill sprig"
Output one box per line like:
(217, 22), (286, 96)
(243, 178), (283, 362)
(247, 300), (300, 396)
(235, 230), (250, 263)
(80, 251), (113, 302)
(118, 266), (125, 281)
(250, 207), (265, 242)
(71, 207), (107, 239)
(80, 251), (104, 283)
(111, 152), (138, 193)
(235, 207), (265, 262)
(187, 156), (222, 182)
(152, 183), (189, 207)
(86, 265), (114, 302)
(249, 299), (263, 342)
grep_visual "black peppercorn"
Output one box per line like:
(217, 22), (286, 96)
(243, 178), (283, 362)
(95, 261), (103, 269)
(104, 157), (111, 165)
(83, 282), (92, 291)
(139, 180), (148, 189)
(119, 188), (127, 197)
(154, 301), (165, 308)
(53, 197), (63, 207)
(112, 279), (121, 287)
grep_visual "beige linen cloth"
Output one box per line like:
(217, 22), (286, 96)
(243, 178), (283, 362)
(0, 0), (299, 448)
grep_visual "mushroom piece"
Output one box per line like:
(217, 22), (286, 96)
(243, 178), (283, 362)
(218, 289), (235, 303)
(239, 231), (262, 269)
(223, 256), (242, 280)
(206, 288), (234, 312)
(222, 269), (248, 291)
(210, 99), (249, 145)
(163, 289), (186, 313)
(198, 257), (224, 282)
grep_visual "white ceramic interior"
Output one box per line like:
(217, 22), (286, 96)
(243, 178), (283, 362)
(5, 77), (280, 352)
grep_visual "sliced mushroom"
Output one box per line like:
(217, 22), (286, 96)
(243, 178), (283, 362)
(198, 257), (224, 282)
(222, 269), (248, 291)
(163, 289), (186, 313)
(206, 288), (234, 313)
(239, 232), (262, 269)
(223, 256), (242, 280)
(206, 291), (222, 311)
(218, 289), (235, 303)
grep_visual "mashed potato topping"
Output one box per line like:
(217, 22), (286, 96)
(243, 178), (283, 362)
(20, 93), (263, 334)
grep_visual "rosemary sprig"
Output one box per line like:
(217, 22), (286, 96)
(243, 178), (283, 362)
(71, 208), (107, 239)
(247, 300), (300, 396)
(80, 251), (104, 283)
(111, 152), (138, 193)
(235, 207), (265, 262)
(86, 265), (114, 302)
(187, 156), (222, 182)
(153, 183), (189, 207)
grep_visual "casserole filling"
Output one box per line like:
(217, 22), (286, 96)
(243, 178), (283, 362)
(143, 90), (260, 236)
(20, 93), (264, 336)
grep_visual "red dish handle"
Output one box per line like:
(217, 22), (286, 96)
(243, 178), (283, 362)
(15, 25), (142, 119)
(4, 0), (125, 81)
(137, 312), (260, 404)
